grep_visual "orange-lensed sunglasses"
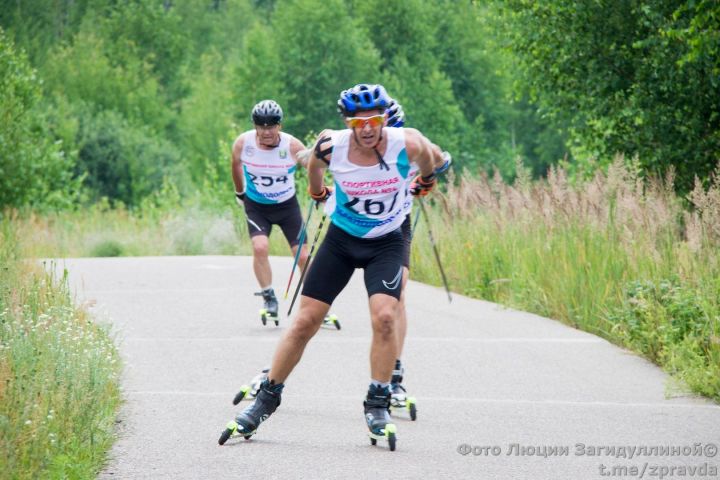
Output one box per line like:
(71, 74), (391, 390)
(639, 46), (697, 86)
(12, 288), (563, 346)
(345, 115), (386, 129)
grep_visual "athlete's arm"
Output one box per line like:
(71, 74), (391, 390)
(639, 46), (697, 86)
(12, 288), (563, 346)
(427, 141), (446, 171)
(405, 129), (441, 197)
(289, 136), (308, 168)
(296, 129), (333, 168)
(404, 128), (436, 178)
(231, 135), (246, 203)
(427, 141), (452, 174)
(307, 131), (334, 201)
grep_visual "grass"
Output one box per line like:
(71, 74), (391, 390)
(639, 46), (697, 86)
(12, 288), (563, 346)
(0, 220), (122, 479)
(410, 158), (720, 401)
(14, 198), (293, 259)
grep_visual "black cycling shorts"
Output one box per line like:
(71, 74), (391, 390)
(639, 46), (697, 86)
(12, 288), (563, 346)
(301, 223), (405, 305)
(401, 213), (412, 269)
(243, 196), (305, 247)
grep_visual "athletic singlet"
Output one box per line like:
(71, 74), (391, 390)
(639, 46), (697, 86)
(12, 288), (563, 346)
(325, 128), (410, 238)
(240, 131), (297, 204)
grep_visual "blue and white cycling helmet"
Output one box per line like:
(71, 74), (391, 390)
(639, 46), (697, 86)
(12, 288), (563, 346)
(337, 84), (391, 116)
(385, 99), (405, 127)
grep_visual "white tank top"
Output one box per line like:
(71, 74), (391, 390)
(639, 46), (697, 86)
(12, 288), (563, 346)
(240, 131), (297, 204)
(325, 128), (411, 238)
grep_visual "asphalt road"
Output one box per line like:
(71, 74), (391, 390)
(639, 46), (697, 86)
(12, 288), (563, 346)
(57, 256), (720, 480)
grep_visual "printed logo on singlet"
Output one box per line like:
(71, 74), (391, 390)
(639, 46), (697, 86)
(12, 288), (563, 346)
(244, 145), (255, 157)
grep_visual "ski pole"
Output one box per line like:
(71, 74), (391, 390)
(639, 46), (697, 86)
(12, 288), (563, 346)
(283, 200), (316, 299)
(287, 213), (327, 316)
(410, 204), (421, 241)
(419, 198), (452, 303)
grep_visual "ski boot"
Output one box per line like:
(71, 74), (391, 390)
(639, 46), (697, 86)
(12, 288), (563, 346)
(364, 384), (397, 451)
(321, 313), (341, 330)
(232, 367), (269, 405)
(389, 360), (417, 421)
(218, 379), (283, 445)
(255, 288), (279, 326)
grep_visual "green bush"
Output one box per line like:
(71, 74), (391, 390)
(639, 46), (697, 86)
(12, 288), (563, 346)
(610, 279), (720, 398)
(0, 28), (79, 211)
(89, 239), (125, 258)
(76, 110), (183, 206)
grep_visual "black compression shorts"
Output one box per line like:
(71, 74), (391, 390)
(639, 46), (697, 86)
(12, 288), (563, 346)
(401, 213), (412, 269)
(301, 223), (405, 305)
(243, 196), (305, 247)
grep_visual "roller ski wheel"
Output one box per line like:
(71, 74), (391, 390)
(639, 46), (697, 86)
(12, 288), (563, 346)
(368, 423), (397, 451)
(259, 309), (279, 326)
(232, 368), (269, 405)
(218, 421), (254, 445)
(408, 398), (418, 421)
(390, 383), (417, 421)
(232, 385), (251, 405)
(322, 314), (341, 330)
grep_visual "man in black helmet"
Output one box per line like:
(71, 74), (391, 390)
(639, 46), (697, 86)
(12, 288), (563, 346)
(231, 100), (309, 323)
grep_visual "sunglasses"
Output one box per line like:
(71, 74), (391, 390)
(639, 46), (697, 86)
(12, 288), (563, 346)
(345, 115), (385, 129)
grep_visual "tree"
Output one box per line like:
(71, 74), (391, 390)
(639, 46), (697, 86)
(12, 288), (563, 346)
(501, 0), (720, 190)
(264, 0), (383, 137)
(0, 29), (79, 211)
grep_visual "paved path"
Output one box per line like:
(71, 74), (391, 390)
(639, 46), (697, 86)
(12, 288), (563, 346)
(58, 256), (720, 480)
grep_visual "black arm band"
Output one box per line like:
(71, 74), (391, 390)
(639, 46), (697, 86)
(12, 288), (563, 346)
(314, 136), (333, 165)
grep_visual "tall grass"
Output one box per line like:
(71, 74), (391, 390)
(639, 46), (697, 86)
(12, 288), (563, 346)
(411, 158), (720, 400)
(14, 194), (296, 259)
(0, 220), (122, 479)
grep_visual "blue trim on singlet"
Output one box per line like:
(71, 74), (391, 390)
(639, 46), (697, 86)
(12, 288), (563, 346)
(330, 180), (378, 238)
(243, 166), (277, 204)
(289, 165), (297, 174)
(397, 148), (410, 179)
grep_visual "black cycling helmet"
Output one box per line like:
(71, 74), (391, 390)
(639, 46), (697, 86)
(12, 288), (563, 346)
(251, 100), (283, 126)
(337, 84), (390, 116)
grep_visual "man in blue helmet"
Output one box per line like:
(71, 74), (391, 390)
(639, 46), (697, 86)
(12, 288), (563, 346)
(231, 100), (309, 324)
(221, 84), (447, 450)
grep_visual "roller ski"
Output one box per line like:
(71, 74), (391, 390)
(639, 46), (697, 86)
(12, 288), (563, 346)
(255, 288), (279, 326)
(389, 360), (417, 421)
(321, 313), (341, 330)
(218, 379), (283, 445)
(364, 384), (397, 451)
(232, 367), (269, 405)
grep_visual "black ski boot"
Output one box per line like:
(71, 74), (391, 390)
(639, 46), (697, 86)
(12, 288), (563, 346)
(218, 379), (283, 444)
(255, 288), (279, 326)
(364, 384), (397, 451)
(390, 359), (417, 420)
